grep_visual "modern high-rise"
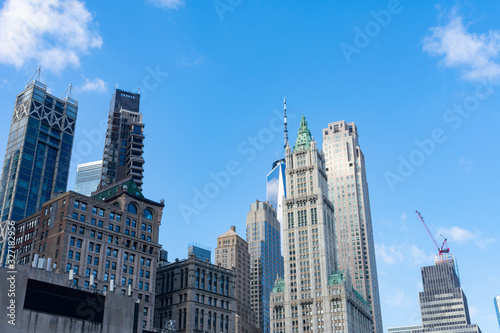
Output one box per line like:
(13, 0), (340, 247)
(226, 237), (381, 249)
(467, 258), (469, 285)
(246, 200), (283, 333)
(495, 295), (500, 329)
(99, 89), (144, 190)
(216, 226), (259, 333)
(266, 159), (286, 251)
(411, 253), (481, 333)
(322, 120), (383, 333)
(270, 115), (373, 333)
(0, 68), (77, 222)
(188, 242), (211, 262)
(74, 160), (102, 196)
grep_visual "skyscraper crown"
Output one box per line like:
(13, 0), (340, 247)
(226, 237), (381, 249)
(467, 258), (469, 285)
(293, 114), (312, 151)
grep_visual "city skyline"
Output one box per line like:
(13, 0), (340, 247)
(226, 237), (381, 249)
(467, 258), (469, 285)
(0, 1), (499, 331)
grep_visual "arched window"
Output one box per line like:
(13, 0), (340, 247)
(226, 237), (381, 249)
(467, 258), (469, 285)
(128, 203), (138, 214)
(143, 208), (153, 220)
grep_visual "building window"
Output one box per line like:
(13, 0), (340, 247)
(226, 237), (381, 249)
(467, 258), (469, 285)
(143, 209), (153, 220)
(128, 203), (138, 214)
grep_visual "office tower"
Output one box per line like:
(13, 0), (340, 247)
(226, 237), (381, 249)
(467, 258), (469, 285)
(495, 295), (500, 329)
(411, 253), (481, 333)
(322, 120), (383, 332)
(100, 89), (144, 190)
(266, 159), (286, 249)
(246, 200), (283, 333)
(154, 251), (236, 332)
(188, 242), (211, 262)
(270, 115), (373, 333)
(74, 160), (102, 196)
(13, 179), (164, 331)
(216, 226), (259, 333)
(0, 68), (77, 222)
(387, 325), (422, 333)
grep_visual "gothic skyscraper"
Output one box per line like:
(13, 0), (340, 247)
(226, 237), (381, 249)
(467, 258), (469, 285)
(322, 120), (383, 333)
(270, 115), (372, 333)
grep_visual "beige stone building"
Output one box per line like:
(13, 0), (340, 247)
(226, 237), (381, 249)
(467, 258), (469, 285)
(322, 120), (382, 333)
(216, 226), (260, 333)
(270, 115), (372, 333)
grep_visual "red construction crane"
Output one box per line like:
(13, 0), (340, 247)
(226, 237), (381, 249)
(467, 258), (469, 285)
(415, 211), (449, 255)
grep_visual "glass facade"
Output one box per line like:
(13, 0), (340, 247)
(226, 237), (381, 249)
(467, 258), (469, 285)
(0, 79), (76, 222)
(188, 243), (211, 262)
(495, 295), (500, 329)
(246, 200), (283, 333)
(265, 159), (286, 252)
(74, 160), (102, 196)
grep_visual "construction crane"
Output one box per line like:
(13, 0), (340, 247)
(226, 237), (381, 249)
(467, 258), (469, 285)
(415, 211), (449, 255)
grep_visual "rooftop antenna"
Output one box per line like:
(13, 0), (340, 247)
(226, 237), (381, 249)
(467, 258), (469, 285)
(284, 97), (288, 148)
(26, 66), (46, 89)
(61, 83), (78, 105)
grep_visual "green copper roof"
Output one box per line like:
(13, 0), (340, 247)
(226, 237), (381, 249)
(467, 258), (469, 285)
(271, 278), (285, 293)
(293, 114), (312, 151)
(328, 271), (346, 285)
(92, 179), (145, 201)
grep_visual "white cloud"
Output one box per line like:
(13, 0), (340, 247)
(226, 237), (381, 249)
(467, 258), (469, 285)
(400, 212), (407, 222)
(458, 157), (474, 172)
(423, 13), (500, 81)
(376, 243), (434, 266)
(438, 226), (495, 250)
(384, 287), (408, 307)
(0, 0), (102, 72)
(147, 0), (184, 9)
(77, 76), (107, 93)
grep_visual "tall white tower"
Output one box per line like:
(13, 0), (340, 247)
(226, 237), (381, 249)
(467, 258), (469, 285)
(322, 120), (383, 333)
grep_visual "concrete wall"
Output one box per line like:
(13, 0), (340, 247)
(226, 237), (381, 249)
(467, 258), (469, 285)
(0, 265), (137, 333)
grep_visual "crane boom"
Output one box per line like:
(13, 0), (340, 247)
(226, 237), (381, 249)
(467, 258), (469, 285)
(415, 211), (449, 255)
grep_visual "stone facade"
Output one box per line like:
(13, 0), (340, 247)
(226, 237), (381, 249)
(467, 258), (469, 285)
(155, 255), (236, 332)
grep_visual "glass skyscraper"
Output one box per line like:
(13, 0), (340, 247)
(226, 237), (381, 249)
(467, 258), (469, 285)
(74, 160), (102, 196)
(187, 243), (211, 262)
(266, 158), (286, 252)
(0, 69), (77, 222)
(246, 200), (283, 333)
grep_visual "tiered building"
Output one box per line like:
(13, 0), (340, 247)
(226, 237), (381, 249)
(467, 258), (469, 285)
(99, 89), (145, 190)
(13, 179), (164, 331)
(246, 200), (283, 333)
(270, 115), (372, 333)
(154, 253), (236, 332)
(322, 120), (383, 332)
(216, 226), (259, 333)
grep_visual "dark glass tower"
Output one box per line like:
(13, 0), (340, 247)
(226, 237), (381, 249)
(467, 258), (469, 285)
(0, 69), (77, 222)
(99, 89), (144, 190)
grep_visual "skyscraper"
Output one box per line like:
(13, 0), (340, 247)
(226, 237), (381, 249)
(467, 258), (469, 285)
(270, 115), (373, 333)
(74, 160), (102, 196)
(322, 120), (383, 332)
(216, 226), (259, 333)
(495, 295), (500, 329)
(412, 253), (481, 333)
(266, 159), (286, 248)
(99, 89), (144, 190)
(0, 68), (77, 222)
(246, 200), (283, 333)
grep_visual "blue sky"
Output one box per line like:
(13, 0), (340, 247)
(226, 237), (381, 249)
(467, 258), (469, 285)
(1, 0), (499, 331)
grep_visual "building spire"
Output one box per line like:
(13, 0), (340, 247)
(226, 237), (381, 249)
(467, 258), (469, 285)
(293, 114), (312, 151)
(284, 97), (288, 148)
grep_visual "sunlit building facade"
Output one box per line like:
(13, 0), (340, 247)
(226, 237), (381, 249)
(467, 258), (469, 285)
(266, 159), (286, 253)
(74, 160), (102, 196)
